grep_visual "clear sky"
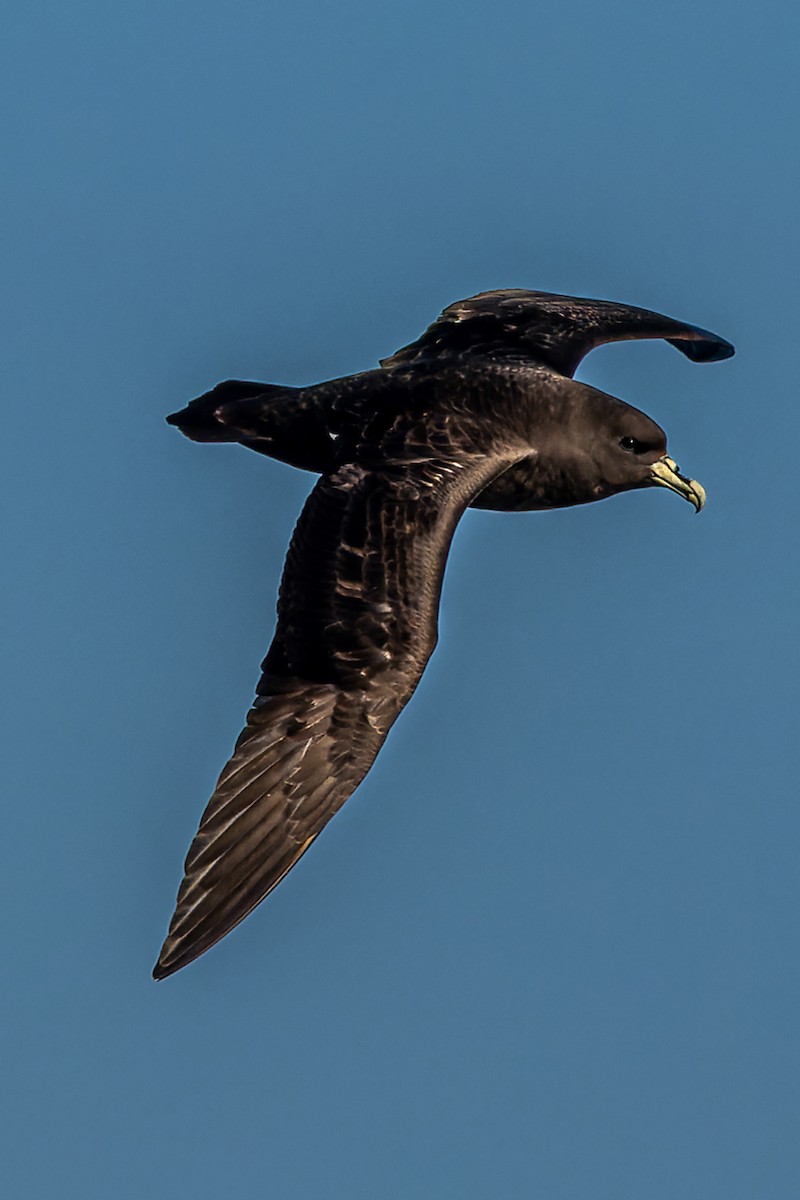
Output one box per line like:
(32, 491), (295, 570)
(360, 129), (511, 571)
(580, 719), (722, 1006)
(4, 2), (799, 1197)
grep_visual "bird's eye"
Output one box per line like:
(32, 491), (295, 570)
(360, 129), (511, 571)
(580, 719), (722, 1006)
(620, 436), (646, 453)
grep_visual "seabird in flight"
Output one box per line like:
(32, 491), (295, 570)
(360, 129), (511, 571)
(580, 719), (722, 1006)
(154, 289), (733, 978)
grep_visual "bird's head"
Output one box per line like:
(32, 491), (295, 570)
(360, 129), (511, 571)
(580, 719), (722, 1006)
(524, 385), (706, 513)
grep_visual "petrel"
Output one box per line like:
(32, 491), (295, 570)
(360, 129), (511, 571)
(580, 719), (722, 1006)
(154, 289), (733, 978)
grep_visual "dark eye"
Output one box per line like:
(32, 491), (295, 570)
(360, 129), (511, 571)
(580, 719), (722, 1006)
(620, 436), (647, 453)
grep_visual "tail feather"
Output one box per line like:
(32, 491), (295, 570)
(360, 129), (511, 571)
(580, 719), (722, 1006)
(167, 377), (337, 473)
(167, 380), (288, 443)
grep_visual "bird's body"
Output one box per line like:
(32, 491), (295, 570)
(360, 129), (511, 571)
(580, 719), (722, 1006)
(155, 289), (733, 978)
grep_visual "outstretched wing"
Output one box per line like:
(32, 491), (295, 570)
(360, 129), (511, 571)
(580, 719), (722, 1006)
(155, 448), (519, 978)
(380, 289), (734, 376)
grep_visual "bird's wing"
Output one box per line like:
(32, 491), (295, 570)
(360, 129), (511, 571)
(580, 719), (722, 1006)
(380, 289), (734, 377)
(155, 446), (520, 978)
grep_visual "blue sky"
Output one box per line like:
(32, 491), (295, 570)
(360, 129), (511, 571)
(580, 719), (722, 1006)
(4, 2), (799, 1196)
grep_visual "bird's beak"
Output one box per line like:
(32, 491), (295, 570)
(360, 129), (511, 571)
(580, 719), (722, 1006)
(649, 455), (706, 513)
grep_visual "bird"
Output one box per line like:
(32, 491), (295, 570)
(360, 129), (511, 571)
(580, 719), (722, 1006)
(154, 288), (733, 979)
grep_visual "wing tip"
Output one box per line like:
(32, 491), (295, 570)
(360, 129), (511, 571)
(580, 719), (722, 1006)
(152, 942), (182, 981)
(669, 329), (735, 363)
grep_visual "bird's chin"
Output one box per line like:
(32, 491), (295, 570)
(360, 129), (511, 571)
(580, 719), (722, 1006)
(649, 455), (706, 512)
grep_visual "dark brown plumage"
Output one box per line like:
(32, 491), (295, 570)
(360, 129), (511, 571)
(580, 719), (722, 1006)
(155, 289), (732, 978)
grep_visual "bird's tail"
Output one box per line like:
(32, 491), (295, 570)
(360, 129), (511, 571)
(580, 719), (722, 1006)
(166, 380), (289, 443)
(167, 379), (338, 474)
